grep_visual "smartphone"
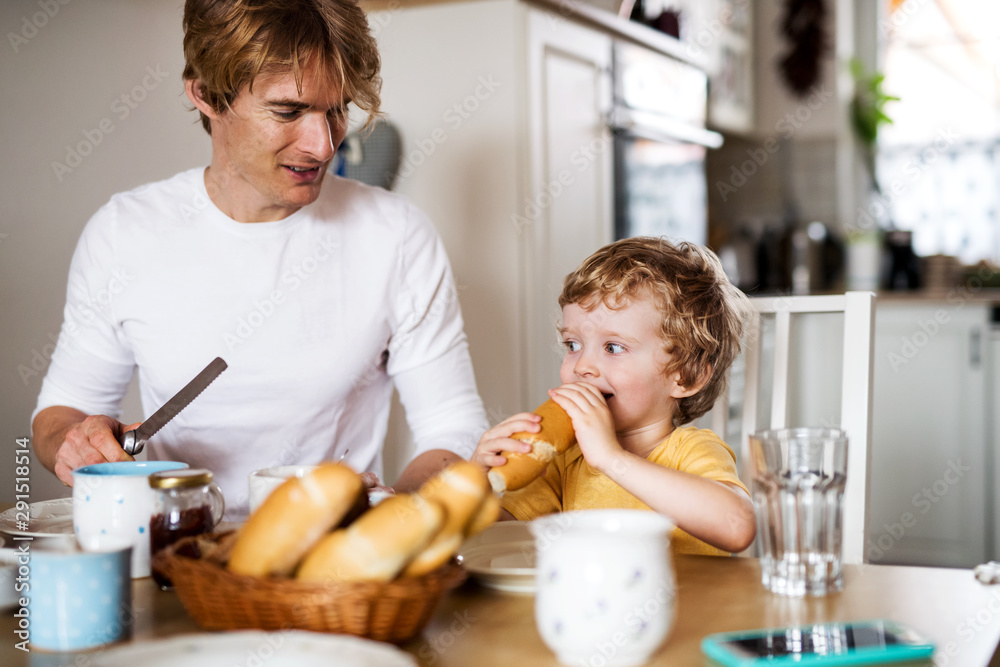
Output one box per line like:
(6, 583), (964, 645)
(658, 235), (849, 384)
(701, 619), (935, 666)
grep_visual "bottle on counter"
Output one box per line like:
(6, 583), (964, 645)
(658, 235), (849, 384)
(884, 229), (922, 290)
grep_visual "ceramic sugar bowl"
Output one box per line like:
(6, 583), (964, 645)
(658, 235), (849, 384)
(530, 510), (676, 667)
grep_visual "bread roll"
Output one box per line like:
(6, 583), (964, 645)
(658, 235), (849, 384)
(297, 493), (444, 582)
(228, 463), (364, 577)
(464, 491), (500, 538)
(337, 485), (371, 528)
(403, 462), (490, 576)
(488, 398), (576, 494)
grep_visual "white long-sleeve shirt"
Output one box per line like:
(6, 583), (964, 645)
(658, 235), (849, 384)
(35, 168), (488, 518)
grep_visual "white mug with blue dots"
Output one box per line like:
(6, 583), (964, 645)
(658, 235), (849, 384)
(530, 510), (677, 667)
(72, 461), (188, 578)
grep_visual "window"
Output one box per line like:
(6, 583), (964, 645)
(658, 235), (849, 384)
(877, 0), (1000, 264)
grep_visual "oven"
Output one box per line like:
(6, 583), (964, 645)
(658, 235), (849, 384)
(609, 41), (722, 245)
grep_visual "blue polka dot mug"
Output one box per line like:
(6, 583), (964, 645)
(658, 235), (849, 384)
(72, 461), (188, 578)
(530, 510), (677, 667)
(27, 543), (132, 651)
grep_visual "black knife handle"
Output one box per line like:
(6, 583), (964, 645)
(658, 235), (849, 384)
(121, 430), (144, 456)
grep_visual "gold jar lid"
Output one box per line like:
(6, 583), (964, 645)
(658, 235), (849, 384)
(149, 468), (213, 489)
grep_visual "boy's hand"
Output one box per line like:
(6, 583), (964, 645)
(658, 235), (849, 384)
(548, 383), (620, 471)
(470, 412), (540, 471)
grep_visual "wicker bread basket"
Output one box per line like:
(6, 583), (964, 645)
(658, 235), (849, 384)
(153, 531), (467, 644)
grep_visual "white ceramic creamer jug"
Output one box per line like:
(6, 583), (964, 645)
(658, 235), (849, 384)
(530, 510), (676, 667)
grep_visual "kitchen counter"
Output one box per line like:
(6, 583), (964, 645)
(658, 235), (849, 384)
(872, 287), (1000, 304)
(748, 288), (1000, 304)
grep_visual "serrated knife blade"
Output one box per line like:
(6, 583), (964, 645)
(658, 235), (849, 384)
(120, 357), (228, 456)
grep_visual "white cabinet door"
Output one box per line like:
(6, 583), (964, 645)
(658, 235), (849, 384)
(522, 9), (614, 406)
(867, 302), (988, 568)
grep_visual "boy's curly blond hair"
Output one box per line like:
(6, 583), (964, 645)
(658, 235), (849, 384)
(559, 236), (751, 427)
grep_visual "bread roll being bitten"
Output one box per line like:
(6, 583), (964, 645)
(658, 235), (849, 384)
(488, 398), (577, 495)
(228, 463), (364, 577)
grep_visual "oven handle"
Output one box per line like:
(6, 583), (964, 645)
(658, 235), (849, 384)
(607, 107), (724, 149)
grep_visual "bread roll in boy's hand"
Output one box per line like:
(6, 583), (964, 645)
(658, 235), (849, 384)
(488, 398), (577, 494)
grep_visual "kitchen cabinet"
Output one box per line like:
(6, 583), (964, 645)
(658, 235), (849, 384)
(991, 312), (1000, 561)
(671, 0), (755, 134)
(368, 0), (614, 430)
(619, 0), (754, 134)
(522, 7), (615, 408)
(867, 300), (991, 568)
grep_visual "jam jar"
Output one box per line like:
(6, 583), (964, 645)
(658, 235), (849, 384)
(148, 468), (225, 589)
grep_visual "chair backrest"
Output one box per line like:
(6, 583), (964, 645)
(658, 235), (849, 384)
(711, 292), (876, 564)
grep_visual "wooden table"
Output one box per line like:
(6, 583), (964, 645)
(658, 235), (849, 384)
(8, 555), (1000, 666)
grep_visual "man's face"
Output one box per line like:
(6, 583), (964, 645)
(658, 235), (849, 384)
(206, 61), (349, 222)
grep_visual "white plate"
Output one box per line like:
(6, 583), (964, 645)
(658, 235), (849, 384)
(0, 498), (74, 538)
(91, 630), (417, 667)
(457, 521), (536, 594)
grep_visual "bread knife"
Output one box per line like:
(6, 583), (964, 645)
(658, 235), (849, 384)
(119, 357), (228, 456)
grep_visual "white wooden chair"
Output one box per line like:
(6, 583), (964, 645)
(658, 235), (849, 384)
(710, 292), (876, 564)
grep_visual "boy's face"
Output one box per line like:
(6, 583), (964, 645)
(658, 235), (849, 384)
(559, 294), (693, 435)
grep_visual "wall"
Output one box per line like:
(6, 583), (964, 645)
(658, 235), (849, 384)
(368, 0), (527, 480)
(0, 0), (509, 503)
(752, 0), (840, 140)
(706, 0), (842, 242)
(0, 0), (210, 504)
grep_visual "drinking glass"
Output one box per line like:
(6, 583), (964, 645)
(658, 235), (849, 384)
(749, 427), (848, 596)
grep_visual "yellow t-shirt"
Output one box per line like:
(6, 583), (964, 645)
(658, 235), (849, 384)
(500, 426), (749, 556)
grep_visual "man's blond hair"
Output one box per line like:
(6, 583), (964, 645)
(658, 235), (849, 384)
(182, 0), (381, 134)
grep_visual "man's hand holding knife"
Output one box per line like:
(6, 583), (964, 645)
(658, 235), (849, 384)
(32, 357), (227, 486)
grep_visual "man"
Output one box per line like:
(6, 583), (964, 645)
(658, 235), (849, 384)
(32, 0), (488, 518)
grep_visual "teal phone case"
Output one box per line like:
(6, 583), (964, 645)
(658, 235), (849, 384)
(701, 620), (935, 666)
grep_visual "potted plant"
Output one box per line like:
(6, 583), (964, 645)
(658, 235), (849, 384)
(845, 58), (900, 290)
